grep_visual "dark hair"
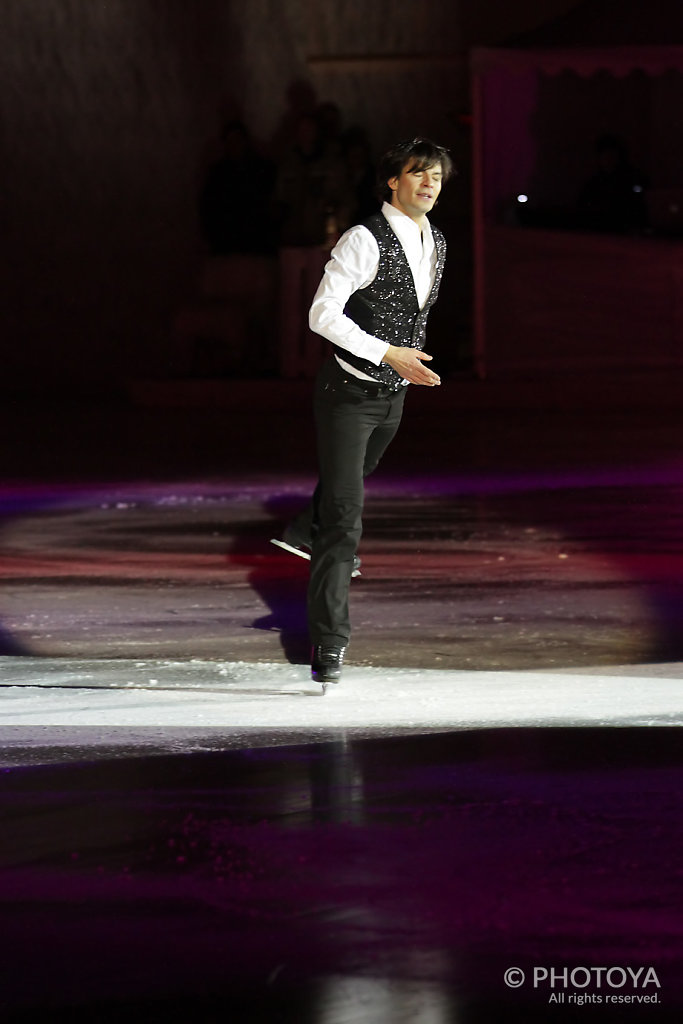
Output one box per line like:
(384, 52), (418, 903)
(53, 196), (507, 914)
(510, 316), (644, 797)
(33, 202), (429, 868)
(377, 137), (455, 202)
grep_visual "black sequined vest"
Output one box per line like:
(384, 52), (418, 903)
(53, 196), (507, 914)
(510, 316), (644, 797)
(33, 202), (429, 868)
(333, 212), (447, 390)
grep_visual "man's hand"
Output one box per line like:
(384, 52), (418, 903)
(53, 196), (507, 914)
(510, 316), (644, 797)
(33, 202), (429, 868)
(382, 345), (441, 386)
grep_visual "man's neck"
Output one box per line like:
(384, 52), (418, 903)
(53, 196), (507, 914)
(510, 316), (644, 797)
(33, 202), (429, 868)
(387, 199), (426, 232)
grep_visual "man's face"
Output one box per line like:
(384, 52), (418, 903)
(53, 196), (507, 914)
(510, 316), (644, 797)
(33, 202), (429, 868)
(388, 160), (443, 222)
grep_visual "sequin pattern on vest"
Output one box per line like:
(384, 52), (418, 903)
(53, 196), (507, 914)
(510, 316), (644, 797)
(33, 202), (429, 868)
(333, 212), (446, 390)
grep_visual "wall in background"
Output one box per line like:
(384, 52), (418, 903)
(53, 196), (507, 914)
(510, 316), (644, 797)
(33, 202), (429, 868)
(1, 0), (241, 388)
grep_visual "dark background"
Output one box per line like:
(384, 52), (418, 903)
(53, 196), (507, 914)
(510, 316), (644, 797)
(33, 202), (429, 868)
(0, 0), (591, 393)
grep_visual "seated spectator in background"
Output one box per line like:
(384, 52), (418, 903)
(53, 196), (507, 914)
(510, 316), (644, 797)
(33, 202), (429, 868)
(274, 113), (351, 247)
(578, 133), (648, 234)
(199, 119), (277, 255)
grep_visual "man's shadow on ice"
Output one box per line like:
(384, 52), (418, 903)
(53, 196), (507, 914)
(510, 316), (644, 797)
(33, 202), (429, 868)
(226, 495), (310, 664)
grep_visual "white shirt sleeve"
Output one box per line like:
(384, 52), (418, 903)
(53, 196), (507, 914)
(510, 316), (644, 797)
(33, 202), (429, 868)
(308, 225), (391, 366)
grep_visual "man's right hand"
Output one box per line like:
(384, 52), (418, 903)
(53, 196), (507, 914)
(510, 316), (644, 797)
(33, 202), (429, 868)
(382, 345), (441, 386)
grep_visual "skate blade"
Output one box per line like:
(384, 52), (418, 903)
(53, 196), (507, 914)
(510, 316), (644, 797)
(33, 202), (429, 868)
(270, 538), (311, 561)
(270, 538), (361, 577)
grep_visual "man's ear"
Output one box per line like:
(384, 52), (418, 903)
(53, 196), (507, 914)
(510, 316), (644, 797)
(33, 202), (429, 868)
(387, 176), (398, 193)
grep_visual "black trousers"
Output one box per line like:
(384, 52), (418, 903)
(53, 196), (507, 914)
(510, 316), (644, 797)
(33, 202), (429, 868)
(298, 358), (407, 646)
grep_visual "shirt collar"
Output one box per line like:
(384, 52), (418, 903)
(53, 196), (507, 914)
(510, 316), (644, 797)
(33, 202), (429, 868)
(381, 200), (433, 251)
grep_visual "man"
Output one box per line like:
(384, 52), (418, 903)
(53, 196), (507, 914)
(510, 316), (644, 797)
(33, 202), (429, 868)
(274, 137), (454, 686)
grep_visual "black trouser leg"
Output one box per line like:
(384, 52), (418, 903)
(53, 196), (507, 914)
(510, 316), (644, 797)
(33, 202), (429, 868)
(285, 487), (319, 548)
(307, 360), (406, 646)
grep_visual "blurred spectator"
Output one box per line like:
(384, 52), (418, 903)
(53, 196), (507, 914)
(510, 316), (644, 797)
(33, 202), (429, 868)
(199, 119), (277, 255)
(274, 112), (351, 247)
(578, 134), (648, 234)
(271, 78), (319, 158)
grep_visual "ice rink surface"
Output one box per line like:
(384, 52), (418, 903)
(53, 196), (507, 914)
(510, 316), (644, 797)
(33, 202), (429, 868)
(1, 376), (682, 1021)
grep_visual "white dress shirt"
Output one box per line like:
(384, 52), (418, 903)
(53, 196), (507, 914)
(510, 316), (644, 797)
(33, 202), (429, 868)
(308, 201), (439, 381)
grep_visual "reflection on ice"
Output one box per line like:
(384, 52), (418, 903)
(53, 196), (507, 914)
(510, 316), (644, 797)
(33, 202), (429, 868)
(315, 969), (456, 1023)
